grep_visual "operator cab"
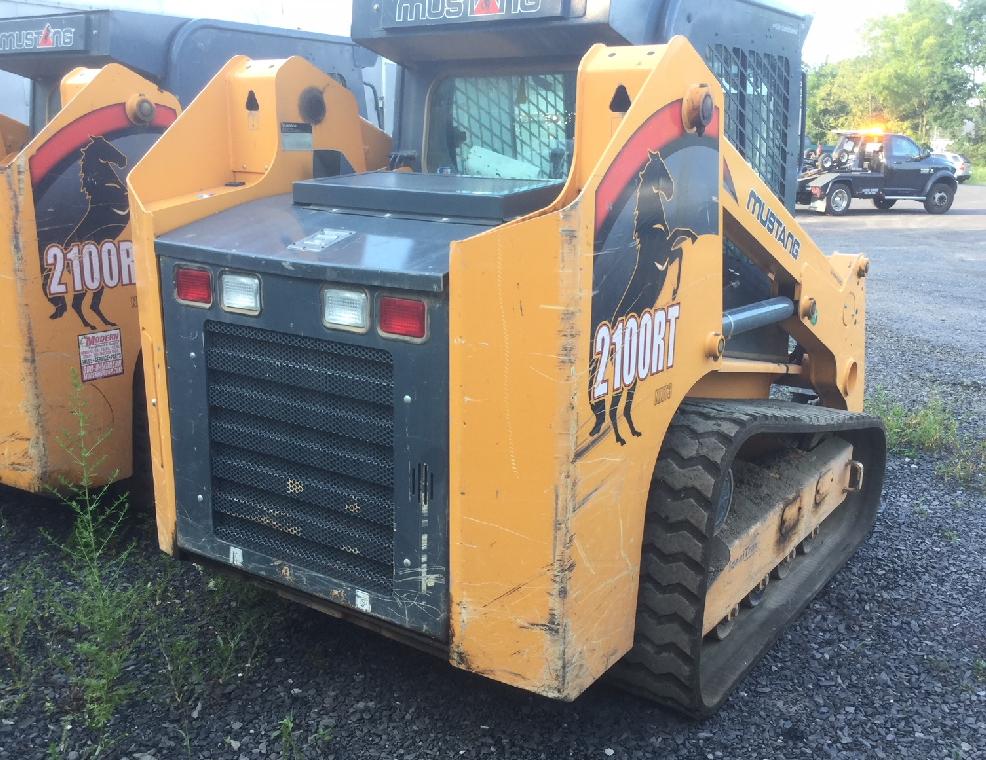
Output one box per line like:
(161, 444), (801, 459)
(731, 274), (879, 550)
(0, 10), (374, 148)
(353, 0), (809, 206)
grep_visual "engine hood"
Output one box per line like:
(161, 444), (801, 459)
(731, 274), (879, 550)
(155, 193), (490, 294)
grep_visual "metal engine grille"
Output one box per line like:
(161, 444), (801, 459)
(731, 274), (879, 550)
(204, 321), (395, 594)
(706, 44), (791, 202)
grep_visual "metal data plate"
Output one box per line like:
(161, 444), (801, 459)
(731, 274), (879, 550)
(287, 228), (355, 253)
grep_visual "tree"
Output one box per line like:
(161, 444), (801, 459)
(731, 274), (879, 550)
(861, 0), (968, 141)
(806, 0), (976, 144)
(957, 0), (986, 136)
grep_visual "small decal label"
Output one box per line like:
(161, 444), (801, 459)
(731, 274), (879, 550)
(281, 122), (313, 152)
(77, 328), (123, 382)
(229, 546), (244, 567)
(355, 590), (371, 613)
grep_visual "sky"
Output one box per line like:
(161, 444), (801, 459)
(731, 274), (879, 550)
(789, 0), (908, 65)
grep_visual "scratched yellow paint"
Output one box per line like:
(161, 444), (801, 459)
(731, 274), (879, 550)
(128, 56), (391, 553)
(447, 38), (867, 698)
(0, 65), (181, 493)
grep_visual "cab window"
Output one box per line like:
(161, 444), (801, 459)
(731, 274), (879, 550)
(889, 136), (921, 159)
(425, 71), (577, 180)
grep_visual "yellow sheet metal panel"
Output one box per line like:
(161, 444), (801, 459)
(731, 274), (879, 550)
(0, 64), (180, 492)
(0, 165), (43, 490)
(450, 38), (727, 698)
(128, 55), (391, 553)
(448, 210), (574, 694)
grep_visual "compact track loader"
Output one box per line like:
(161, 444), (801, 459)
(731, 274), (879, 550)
(129, 0), (886, 717)
(0, 10), (374, 494)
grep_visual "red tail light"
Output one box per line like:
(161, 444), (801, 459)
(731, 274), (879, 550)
(175, 267), (213, 306)
(379, 296), (426, 339)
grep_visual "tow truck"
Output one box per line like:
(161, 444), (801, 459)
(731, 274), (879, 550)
(796, 129), (958, 215)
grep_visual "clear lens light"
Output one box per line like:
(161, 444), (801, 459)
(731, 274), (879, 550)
(323, 288), (368, 331)
(221, 273), (261, 314)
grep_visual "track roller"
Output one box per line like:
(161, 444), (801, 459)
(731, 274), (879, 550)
(799, 526), (820, 555)
(611, 400), (885, 718)
(743, 576), (769, 608)
(713, 605), (739, 641)
(772, 549), (797, 580)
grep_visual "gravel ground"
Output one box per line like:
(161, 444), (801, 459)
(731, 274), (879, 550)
(1, 189), (984, 760)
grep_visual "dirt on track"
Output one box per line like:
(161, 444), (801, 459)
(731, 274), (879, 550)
(1, 188), (984, 760)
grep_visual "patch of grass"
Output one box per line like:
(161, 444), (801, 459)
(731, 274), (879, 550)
(975, 659), (986, 683)
(158, 634), (204, 709)
(311, 725), (334, 749)
(942, 528), (960, 543)
(867, 390), (984, 490)
(968, 166), (986, 186)
(0, 565), (44, 707)
(867, 391), (957, 454)
(204, 575), (271, 686)
(938, 439), (986, 491)
(44, 372), (155, 730)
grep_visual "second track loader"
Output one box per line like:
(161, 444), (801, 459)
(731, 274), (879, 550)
(0, 10), (375, 496)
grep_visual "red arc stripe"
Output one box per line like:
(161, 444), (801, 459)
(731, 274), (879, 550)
(595, 101), (720, 233)
(29, 102), (177, 187)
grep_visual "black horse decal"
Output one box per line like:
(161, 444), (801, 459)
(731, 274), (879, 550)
(47, 135), (129, 330)
(589, 150), (698, 446)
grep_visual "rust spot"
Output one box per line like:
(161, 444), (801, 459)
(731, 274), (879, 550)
(449, 642), (472, 669)
(777, 496), (803, 545)
(814, 468), (833, 507)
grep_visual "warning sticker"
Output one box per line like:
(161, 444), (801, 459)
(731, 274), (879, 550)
(78, 328), (124, 382)
(280, 122), (313, 152)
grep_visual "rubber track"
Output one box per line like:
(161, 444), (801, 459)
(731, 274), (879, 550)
(609, 399), (885, 717)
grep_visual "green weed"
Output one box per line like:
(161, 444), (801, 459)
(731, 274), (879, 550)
(867, 390), (984, 490)
(938, 439), (986, 491)
(0, 565), (44, 708)
(974, 659), (986, 683)
(867, 391), (958, 454)
(278, 713), (299, 760)
(311, 725), (334, 749)
(44, 372), (152, 729)
(158, 635), (204, 708)
(205, 575), (271, 685)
